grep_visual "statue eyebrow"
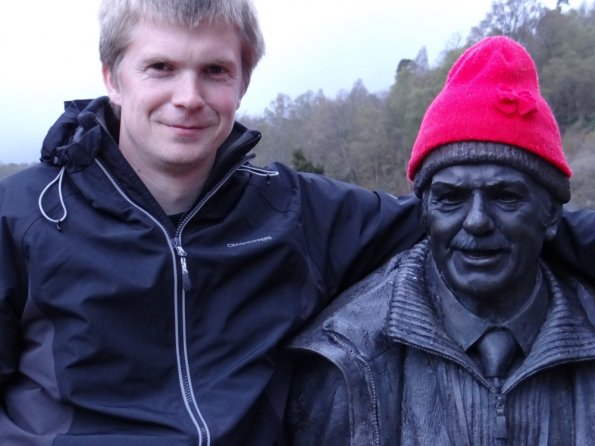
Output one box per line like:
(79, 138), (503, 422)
(429, 178), (528, 190)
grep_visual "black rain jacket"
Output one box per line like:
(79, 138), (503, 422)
(0, 97), (424, 446)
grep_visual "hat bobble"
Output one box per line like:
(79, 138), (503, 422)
(407, 36), (572, 201)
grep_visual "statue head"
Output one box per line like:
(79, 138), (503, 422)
(407, 36), (572, 315)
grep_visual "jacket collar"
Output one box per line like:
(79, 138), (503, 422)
(40, 97), (111, 171)
(385, 240), (595, 387)
(41, 96), (261, 175)
(511, 265), (595, 383)
(385, 240), (477, 372)
(39, 96), (262, 220)
(427, 257), (548, 355)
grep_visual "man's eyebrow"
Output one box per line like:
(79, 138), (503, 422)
(138, 53), (172, 64)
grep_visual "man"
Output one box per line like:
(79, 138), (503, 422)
(286, 36), (595, 445)
(0, 1), (419, 445)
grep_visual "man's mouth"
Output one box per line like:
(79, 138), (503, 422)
(167, 123), (206, 130)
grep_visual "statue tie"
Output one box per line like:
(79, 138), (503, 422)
(476, 328), (519, 382)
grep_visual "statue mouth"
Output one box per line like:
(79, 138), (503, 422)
(459, 248), (503, 258)
(455, 247), (507, 268)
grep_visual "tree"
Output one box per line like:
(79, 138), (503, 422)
(0, 163), (31, 179)
(239, 0), (595, 207)
(469, 0), (546, 42)
(291, 149), (325, 174)
(531, 6), (595, 130)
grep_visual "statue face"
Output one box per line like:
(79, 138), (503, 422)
(424, 163), (560, 307)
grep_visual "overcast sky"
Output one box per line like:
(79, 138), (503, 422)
(0, 0), (565, 163)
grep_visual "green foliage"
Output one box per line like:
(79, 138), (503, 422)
(5, 0), (595, 208)
(242, 0), (595, 208)
(564, 125), (595, 208)
(0, 163), (32, 179)
(469, 0), (546, 41)
(292, 149), (325, 174)
(531, 7), (595, 130)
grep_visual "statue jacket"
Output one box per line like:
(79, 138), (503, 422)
(286, 240), (595, 446)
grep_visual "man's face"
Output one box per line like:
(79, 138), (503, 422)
(424, 163), (560, 306)
(102, 19), (244, 177)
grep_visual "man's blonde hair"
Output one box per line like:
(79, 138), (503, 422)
(98, 0), (265, 93)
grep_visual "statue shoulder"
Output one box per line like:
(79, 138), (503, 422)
(575, 278), (595, 327)
(290, 252), (406, 360)
(548, 262), (595, 327)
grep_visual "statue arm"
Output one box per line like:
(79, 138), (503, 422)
(544, 207), (595, 280)
(284, 351), (351, 446)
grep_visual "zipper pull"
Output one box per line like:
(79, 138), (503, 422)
(494, 395), (507, 440)
(174, 240), (192, 291)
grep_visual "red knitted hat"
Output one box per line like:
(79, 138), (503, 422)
(407, 36), (572, 202)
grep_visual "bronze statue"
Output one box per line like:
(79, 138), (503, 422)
(285, 36), (595, 445)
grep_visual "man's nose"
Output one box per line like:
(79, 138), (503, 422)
(172, 73), (206, 110)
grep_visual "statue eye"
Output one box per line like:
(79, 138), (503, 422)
(490, 189), (523, 205)
(438, 190), (467, 205)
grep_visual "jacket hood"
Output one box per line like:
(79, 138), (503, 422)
(41, 97), (112, 172)
(37, 96), (262, 228)
(40, 96), (262, 177)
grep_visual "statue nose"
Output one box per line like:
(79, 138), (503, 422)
(463, 192), (494, 234)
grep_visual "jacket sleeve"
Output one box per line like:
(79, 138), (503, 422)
(0, 217), (25, 389)
(286, 166), (423, 302)
(544, 207), (595, 281)
(284, 351), (351, 446)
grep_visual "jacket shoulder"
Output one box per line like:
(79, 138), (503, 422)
(0, 163), (59, 210)
(287, 254), (406, 446)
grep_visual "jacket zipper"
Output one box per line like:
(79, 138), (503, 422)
(173, 241), (192, 291)
(95, 160), (217, 445)
(169, 156), (258, 445)
(82, 117), (261, 445)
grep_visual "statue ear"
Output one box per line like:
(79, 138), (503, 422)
(420, 191), (430, 231)
(544, 201), (563, 241)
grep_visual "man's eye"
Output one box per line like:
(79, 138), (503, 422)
(206, 65), (226, 75)
(148, 63), (171, 72)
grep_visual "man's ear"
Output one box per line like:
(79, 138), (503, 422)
(102, 64), (122, 106)
(237, 83), (249, 110)
(544, 201), (563, 241)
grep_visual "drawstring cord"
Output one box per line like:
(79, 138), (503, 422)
(237, 165), (279, 185)
(35, 164), (276, 231)
(38, 166), (68, 231)
(237, 165), (279, 177)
